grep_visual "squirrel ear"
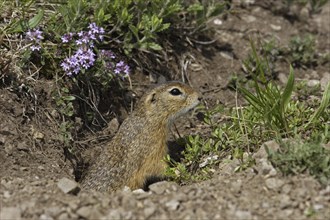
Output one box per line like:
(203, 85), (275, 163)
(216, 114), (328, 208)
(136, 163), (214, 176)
(145, 92), (156, 104)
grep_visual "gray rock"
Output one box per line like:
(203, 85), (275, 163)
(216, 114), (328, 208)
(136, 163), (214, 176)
(57, 177), (80, 195)
(120, 193), (137, 209)
(149, 181), (179, 194)
(133, 189), (151, 200)
(258, 158), (277, 177)
(234, 210), (252, 220)
(76, 206), (101, 219)
(106, 209), (122, 219)
(165, 199), (180, 211)
(57, 212), (70, 220)
(265, 178), (284, 190)
(307, 79), (320, 87)
(44, 207), (62, 218)
(299, 6), (310, 21)
(17, 142), (29, 151)
(282, 184), (292, 194)
(279, 194), (292, 209)
(0, 207), (21, 220)
(278, 73), (288, 84)
(254, 141), (279, 176)
(4, 143), (14, 155)
(242, 15), (256, 23)
(254, 140), (280, 160)
(231, 179), (242, 193)
(143, 206), (156, 218)
(68, 200), (79, 210)
(39, 214), (53, 220)
(122, 186), (131, 192)
(20, 167), (28, 171)
(213, 18), (223, 25)
(132, 188), (146, 194)
(319, 185), (330, 197)
(278, 209), (294, 219)
(220, 51), (234, 60)
(270, 24), (282, 31)
(0, 135), (6, 145)
(219, 158), (240, 174)
(320, 72), (330, 90)
(3, 191), (11, 198)
(234, 0), (255, 7)
(108, 118), (120, 134)
(33, 131), (44, 140)
(313, 204), (324, 211)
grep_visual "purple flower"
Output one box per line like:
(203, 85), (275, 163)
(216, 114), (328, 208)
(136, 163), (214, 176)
(26, 29), (43, 41)
(61, 33), (74, 43)
(60, 23), (108, 76)
(78, 31), (84, 37)
(114, 60), (130, 76)
(88, 22), (104, 41)
(89, 23), (105, 34)
(75, 31), (93, 45)
(100, 50), (115, 59)
(60, 60), (70, 71)
(61, 47), (96, 76)
(75, 39), (83, 45)
(30, 45), (41, 51)
(26, 28), (43, 52)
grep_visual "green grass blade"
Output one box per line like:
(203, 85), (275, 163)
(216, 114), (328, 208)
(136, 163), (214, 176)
(305, 82), (330, 128)
(12, 9), (44, 33)
(280, 65), (295, 111)
(239, 86), (264, 113)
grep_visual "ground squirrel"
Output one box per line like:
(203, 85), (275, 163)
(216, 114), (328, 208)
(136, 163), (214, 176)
(81, 81), (200, 192)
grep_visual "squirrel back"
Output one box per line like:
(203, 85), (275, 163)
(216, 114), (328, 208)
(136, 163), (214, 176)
(81, 81), (200, 191)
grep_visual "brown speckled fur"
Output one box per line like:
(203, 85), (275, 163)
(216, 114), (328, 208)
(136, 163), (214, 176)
(81, 82), (200, 192)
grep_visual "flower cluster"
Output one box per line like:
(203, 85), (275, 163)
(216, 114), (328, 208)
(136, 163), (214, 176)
(26, 28), (43, 51)
(60, 22), (104, 47)
(61, 48), (96, 76)
(99, 50), (130, 77)
(60, 23), (104, 76)
(61, 23), (130, 77)
(114, 60), (130, 76)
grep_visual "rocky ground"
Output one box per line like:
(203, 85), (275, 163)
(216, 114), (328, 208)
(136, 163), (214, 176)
(1, 1), (330, 219)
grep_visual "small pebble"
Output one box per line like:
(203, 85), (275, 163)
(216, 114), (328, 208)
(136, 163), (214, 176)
(213, 18), (223, 25)
(57, 177), (80, 195)
(270, 24), (281, 31)
(165, 199), (180, 211)
(265, 178), (284, 190)
(307, 80), (320, 87)
(0, 207), (21, 220)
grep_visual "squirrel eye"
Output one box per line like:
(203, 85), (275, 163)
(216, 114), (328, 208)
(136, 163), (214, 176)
(169, 88), (182, 96)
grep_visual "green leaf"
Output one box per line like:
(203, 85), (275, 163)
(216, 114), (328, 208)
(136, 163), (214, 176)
(13, 9), (44, 33)
(305, 82), (330, 128)
(158, 23), (170, 32)
(129, 24), (139, 40)
(97, 8), (105, 22)
(207, 3), (226, 18)
(121, 7), (129, 21)
(62, 95), (76, 101)
(28, 9), (44, 28)
(239, 86), (263, 113)
(280, 65), (295, 111)
(143, 42), (162, 51)
(187, 3), (204, 12)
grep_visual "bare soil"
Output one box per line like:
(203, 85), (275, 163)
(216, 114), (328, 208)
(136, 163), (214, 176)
(1, 1), (330, 219)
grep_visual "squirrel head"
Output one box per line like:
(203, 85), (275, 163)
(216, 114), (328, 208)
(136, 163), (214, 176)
(139, 82), (200, 125)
